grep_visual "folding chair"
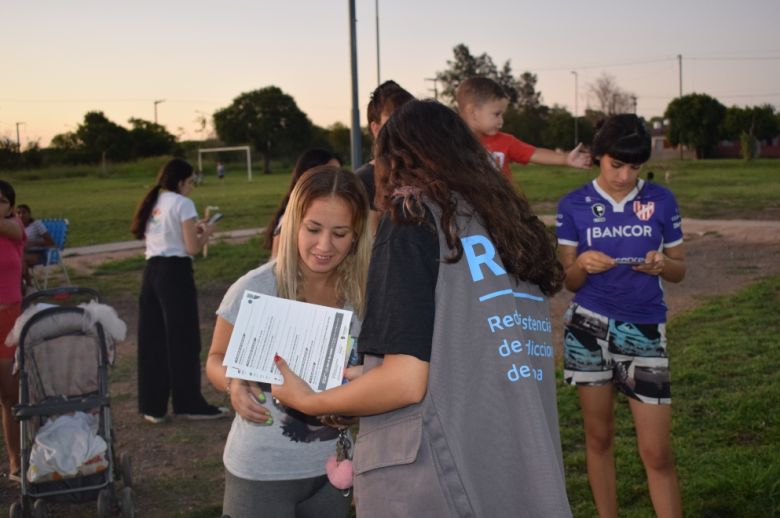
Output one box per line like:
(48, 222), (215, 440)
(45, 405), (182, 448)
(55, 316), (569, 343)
(32, 218), (72, 290)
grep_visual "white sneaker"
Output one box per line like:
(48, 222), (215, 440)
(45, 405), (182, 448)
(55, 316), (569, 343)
(143, 414), (166, 424)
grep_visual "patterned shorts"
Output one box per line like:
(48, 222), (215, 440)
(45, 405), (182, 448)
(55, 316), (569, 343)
(563, 303), (671, 405)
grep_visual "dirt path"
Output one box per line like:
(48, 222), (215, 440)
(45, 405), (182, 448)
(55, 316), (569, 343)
(2, 220), (779, 516)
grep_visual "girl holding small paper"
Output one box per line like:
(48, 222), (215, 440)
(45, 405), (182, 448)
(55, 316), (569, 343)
(206, 165), (371, 518)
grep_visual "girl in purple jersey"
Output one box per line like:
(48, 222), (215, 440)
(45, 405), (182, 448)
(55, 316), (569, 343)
(557, 114), (685, 518)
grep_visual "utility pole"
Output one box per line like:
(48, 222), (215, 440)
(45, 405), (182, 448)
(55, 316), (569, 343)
(348, 0), (362, 169)
(425, 78), (439, 100)
(677, 54), (683, 98)
(631, 95), (638, 114)
(571, 71), (578, 146)
(678, 54), (683, 159)
(15, 122), (24, 153)
(154, 99), (165, 124)
(375, 0), (381, 86)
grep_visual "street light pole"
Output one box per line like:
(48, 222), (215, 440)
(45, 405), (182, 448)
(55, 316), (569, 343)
(154, 99), (165, 124)
(375, 0), (381, 85)
(425, 78), (439, 100)
(348, 0), (362, 169)
(571, 71), (578, 146)
(15, 122), (25, 153)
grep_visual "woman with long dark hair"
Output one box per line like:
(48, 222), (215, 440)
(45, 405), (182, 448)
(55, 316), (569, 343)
(271, 100), (571, 517)
(557, 114), (685, 518)
(130, 158), (228, 423)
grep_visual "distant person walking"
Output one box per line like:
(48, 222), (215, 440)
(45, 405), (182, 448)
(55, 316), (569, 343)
(130, 158), (229, 423)
(217, 162), (225, 182)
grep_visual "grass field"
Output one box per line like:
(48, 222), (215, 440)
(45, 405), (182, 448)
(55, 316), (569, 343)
(2, 157), (778, 247)
(3, 156), (780, 515)
(559, 275), (780, 517)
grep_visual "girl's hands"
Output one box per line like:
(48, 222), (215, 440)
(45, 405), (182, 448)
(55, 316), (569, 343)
(575, 250), (616, 275)
(230, 379), (273, 425)
(633, 250), (665, 276)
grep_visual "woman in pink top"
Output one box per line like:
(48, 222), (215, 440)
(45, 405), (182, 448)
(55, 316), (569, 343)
(0, 179), (24, 480)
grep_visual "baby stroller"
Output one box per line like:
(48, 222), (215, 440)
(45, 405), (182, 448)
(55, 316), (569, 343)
(8, 287), (135, 518)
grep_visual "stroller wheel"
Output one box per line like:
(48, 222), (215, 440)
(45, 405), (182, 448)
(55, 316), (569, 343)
(9, 501), (23, 518)
(120, 487), (136, 518)
(120, 452), (133, 488)
(33, 499), (48, 518)
(97, 488), (113, 518)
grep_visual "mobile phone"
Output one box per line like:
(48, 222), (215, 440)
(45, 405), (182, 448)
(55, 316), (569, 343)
(207, 212), (224, 225)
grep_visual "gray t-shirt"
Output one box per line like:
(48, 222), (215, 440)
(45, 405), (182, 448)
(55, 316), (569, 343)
(217, 260), (362, 481)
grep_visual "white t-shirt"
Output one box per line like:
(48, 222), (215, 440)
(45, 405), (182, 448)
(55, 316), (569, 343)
(144, 191), (198, 259)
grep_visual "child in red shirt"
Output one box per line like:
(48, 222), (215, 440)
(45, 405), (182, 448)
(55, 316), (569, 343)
(457, 76), (591, 180)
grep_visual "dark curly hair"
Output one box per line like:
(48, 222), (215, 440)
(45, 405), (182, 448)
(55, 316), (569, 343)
(374, 100), (563, 296)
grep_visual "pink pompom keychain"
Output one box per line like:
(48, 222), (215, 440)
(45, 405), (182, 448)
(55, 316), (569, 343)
(327, 429), (354, 491)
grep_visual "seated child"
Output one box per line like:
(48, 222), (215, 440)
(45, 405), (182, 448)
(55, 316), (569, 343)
(456, 76), (591, 180)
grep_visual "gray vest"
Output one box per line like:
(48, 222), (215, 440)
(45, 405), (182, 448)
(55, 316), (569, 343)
(353, 199), (571, 517)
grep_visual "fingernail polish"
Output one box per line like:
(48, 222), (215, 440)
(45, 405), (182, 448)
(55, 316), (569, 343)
(257, 391), (266, 403)
(274, 354), (281, 363)
(265, 417), (273, 425)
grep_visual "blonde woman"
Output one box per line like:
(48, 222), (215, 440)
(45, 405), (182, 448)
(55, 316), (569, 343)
(206, 165), (371, 518)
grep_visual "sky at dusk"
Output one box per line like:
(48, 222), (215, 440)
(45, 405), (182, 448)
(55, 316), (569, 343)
(2, 0), (779, 147)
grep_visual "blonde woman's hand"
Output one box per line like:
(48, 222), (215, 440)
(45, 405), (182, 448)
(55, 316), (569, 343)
(230, 380), (273, 425)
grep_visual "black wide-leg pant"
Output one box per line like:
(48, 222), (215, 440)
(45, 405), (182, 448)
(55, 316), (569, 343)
(137, 256), (209, 416)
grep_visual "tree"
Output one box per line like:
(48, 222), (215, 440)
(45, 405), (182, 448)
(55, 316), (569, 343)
(589, 74), (636, 115)
(516, 72), (542, 111)
(502, 105), (549, 147)
(76, 111), (133, 163)
(664, 93), (726, 159)
(435, 44), (520, 106)
(128, 118), (178, 158)
(722, 104), (778, 142)
(213, 86), (314, 173)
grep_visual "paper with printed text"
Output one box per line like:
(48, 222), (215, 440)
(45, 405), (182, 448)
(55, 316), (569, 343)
(223, 290), (353, 392)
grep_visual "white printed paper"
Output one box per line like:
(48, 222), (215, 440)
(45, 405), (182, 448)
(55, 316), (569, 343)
(223, 291), (353, 392)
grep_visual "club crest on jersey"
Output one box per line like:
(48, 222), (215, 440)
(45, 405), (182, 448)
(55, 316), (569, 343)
(591, 203), (606, 218)
(633, 200), (655, 221)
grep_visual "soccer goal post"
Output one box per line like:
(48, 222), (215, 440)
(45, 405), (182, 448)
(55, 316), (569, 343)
(197, 145), (253, 181)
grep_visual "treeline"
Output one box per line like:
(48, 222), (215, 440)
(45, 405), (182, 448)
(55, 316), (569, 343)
(3, 44), (778, 170)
